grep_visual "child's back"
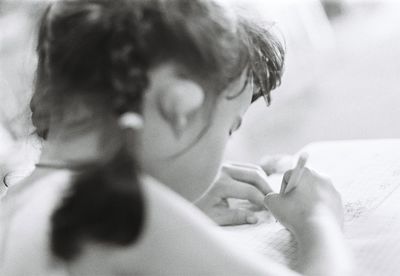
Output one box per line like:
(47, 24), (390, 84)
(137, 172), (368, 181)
(2, 171), (301, 275)
(1, 171), (71, 275)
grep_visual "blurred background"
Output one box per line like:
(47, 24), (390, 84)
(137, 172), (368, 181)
(1, 0), (400, 169)
(226, 0), (400, 162)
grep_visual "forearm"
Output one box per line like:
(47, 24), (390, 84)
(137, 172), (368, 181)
(294, 208), (352, 276)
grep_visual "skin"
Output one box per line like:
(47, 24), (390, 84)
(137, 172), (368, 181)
(195, 163), (273, 225)
(138, 63), (273, 226)
(8, 63), (351, 275)
(138, 63), (255, 201)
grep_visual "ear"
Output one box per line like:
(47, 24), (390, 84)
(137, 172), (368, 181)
(157, 79), (205, 138)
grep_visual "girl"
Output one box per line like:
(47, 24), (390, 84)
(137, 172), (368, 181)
(1, 0), (350, 275)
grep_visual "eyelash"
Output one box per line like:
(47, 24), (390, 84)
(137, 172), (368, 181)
(251, 89), (262, 103)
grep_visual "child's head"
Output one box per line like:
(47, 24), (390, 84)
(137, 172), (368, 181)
(31, 0), (284, 261)
(32, 0), (244, 136)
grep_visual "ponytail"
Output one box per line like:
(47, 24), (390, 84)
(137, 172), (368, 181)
(51, 128), (144, 261)
(42, 1), (149, 261)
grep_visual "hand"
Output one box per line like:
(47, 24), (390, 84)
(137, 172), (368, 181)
(264, 168), (344, 234)
(265, 168), (350, 276)
(194, 163), (272, 226)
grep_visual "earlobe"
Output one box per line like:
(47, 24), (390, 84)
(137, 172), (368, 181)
(157, 79), (205, 139)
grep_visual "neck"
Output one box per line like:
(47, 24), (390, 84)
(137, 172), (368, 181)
(39, 121), (122, 167)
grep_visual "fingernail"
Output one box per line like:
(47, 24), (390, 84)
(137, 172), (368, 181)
(247, 216), (258, 224)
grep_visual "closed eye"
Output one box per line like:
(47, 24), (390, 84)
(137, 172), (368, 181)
(229, 117), (242, 136)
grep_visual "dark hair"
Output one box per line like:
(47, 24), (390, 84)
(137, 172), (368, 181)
(240, 17), (285, 105)
(31, 0), (285, 262)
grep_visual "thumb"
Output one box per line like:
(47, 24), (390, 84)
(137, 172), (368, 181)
(216, 209), (258, 226)
(264, 192), (282, 215)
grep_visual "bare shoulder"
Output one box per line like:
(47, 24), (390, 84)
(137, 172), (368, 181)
(1, 171), (72, 275)
(74, 176), (300, 276)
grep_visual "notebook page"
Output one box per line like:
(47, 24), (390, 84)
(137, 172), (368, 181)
(226, 139), (400, 274)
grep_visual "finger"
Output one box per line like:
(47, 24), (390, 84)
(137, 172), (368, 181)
(219, 179), (265, 206)
(284, 167), (312, 194)
(285, 169), (304, 194)
(229, 162), (261, 170)
(264, 192), (285, 219)
(279, 170), (292, 195)
(282, 170), (293, 183)
(279, 180), (288, 195)
(216, 209), (258, 226)
(222, 164), (273, 194)
(264, 193), (296, 230)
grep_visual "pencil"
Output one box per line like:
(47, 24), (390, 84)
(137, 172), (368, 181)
(280, 153), (309, 195)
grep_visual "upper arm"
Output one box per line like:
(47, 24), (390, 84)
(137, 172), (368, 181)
(123, 178), (301, 276)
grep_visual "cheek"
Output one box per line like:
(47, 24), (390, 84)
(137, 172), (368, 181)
(179, 124), (229, 196)
(194, 140), (226, 182)
(193, 125), (230, 183)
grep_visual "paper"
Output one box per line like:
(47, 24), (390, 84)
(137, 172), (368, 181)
(226, 140), (400, 275)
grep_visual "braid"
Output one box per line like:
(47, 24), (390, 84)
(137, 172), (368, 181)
(108, 9), (150, 114)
